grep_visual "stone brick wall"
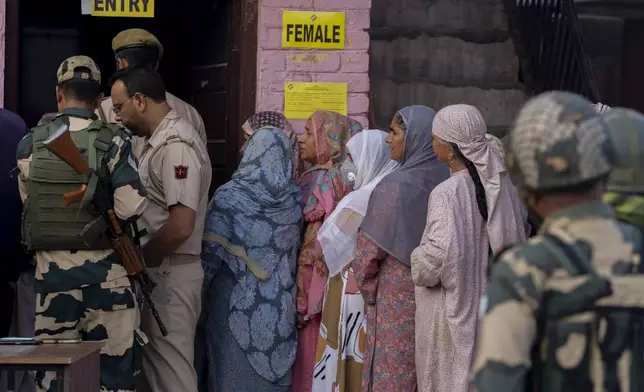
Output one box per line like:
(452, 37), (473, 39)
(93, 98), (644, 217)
(256, 0), (371, 131)
(370, 0), (526, 137)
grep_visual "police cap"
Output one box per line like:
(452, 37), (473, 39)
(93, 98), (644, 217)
(112, 28), (164, 59)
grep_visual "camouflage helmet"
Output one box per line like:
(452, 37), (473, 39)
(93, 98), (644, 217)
(602, 108), (644, 193)
(56, 55), (101, 85)
(506, 91), (615, 191)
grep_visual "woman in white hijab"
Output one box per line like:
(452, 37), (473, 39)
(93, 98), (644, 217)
(312, 130), (399, 392)
(410, 104), (527, 392)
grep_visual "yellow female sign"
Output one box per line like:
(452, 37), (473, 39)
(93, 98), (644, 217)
(282, 11), (346, 49)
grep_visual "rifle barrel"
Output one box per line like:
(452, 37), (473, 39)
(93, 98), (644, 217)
(137, 275), (168, 336)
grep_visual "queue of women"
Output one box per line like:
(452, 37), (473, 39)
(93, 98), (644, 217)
(195, 104), (529, 392)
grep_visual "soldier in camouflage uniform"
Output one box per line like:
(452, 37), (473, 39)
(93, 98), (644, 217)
(473, 91), (644, 392)
(16, 56), (148, 392)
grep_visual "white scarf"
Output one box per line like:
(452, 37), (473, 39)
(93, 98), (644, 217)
(317, 130), (399, 276)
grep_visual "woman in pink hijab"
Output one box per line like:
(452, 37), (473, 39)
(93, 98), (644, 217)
(292, 111), (363, 392)
(410, 104), (527, 392)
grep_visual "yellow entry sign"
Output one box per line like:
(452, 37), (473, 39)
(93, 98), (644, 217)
(92, 0), (154, 18)
(282, 11), (345, 49)
(284, 82), (348, 119)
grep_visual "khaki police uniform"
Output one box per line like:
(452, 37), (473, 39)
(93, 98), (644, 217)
(135, 109), (211, 392)
(100, 93), (206, 154)
(16, 56), (148, 392)
(96, 28), (207, 154)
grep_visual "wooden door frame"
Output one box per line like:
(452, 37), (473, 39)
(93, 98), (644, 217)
(2, 0), (258, 124)
(4, 0), (19, 111)
(230, 0), (258, 156)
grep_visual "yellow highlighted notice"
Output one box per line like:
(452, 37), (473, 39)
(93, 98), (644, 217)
(92, 0), (154, 18)
(282, 11), (345, 49)
(284, 82), (348, 119)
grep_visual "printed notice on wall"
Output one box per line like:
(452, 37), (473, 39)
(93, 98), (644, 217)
(284, 82), (348, 119)
(92, 0), (154, 17)
(282, 11), (345, 49)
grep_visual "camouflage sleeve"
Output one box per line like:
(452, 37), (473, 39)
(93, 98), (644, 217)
(107, 129), (147, 221)
(472, 244), (550, 392)
(16, 133), (33, 202)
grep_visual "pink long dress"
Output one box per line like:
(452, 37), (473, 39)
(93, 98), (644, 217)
(410, 171), (489, 392)
(351, 232), (418, 392)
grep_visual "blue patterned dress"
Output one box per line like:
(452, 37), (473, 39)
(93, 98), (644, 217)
(196, 127), (303, 392)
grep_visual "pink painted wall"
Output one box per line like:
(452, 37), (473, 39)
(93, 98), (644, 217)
(256, 0), (371, 132)
(0, 0), (6, 107)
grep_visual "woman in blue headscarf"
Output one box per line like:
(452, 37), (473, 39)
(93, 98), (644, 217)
(197, 126), (303, 392)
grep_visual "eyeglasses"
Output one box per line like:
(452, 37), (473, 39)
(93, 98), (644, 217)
(112, 96), (134, 115)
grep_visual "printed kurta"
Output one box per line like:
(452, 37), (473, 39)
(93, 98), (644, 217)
(351, 232), (417, 392)
(312, 267), (366, 392)
(410, 171), (488, 392)
(313, 130), (398, 392)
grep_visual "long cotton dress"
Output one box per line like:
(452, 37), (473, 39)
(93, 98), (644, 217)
(410, 171), (488, 392)
(351, 232), (417, 392)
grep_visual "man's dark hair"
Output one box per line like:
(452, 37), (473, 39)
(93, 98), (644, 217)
(115, 47), (159, 69)
(109, 67), (166, 102)
(58, 78), (101, 103)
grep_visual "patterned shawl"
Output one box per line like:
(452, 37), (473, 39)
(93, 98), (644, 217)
(296, 111), (363, 317)
(243, 111), (303, 179)
(201, 127), (303, 382)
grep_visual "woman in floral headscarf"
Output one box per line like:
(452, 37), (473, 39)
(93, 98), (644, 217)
(241, 111), (303, 179)
(291, 111), (363, 392)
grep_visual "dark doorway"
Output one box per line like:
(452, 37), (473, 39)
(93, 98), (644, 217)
(7, 0), (257, 193)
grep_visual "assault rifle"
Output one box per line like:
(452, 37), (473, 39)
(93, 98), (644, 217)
(43, 124), (168, 336)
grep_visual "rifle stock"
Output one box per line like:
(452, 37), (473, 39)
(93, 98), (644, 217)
(43, 125), (90, 206)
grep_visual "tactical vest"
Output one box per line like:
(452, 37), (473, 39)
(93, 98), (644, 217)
(528, 234), (644, 392)
(22, 119), (119, 251)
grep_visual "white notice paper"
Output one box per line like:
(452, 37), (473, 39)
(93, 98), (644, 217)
(81, 0), (92, 15)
